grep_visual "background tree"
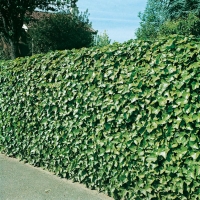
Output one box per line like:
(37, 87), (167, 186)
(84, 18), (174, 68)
(135, 0), (168, 40)
(0, 0), (76, 59)
(167, 0), (200, 20)
(135, 0), (200, 40)
(94, 30), (111, 47)
(28, 10), (95, 54)
(159, 12), (200, 37)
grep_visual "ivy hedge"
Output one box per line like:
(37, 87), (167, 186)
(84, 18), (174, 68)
(0, 35), (200, 199)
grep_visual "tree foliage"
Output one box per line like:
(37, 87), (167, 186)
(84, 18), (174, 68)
(94, 30), (111, 47)
(135, 0), (200, 40)
(167, 0), (200, 19)
(159, 12), (200, 37)
(28, 10), (95, 54)
(135, 0), (168, 40)
(0, 0), (75, 59)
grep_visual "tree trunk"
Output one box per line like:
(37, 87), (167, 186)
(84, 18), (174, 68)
(0, 35), (8, 58)
(9, 39), (20, 59)
(1, 13), (21, 59)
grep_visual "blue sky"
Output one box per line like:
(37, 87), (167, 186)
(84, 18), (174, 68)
(77, 0), (147, 43)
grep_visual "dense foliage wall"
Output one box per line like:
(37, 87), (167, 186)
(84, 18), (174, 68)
(0, 35), (200, 199)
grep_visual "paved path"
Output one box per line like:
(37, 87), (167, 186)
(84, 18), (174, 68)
(0, 153), (113, 200)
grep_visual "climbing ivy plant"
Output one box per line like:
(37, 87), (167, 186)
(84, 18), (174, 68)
(0, 35), (200, 199)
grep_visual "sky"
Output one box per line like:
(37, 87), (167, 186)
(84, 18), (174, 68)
(77, 0), (148, 43)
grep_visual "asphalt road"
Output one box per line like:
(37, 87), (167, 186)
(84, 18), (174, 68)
(0, 153), (113, 200)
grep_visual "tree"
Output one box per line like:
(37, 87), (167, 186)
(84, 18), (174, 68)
(0, 0), (76, 59)
(135, 0), (200, 40)
(28, 10), (95, 54)
(159, 12), (200, 37)
(167, 0), (200, 20)
(94, 30), (111, 47)
(135, 0), (168, 40)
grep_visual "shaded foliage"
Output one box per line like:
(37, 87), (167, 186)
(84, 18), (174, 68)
(0, 0), (74, 59)
(28, 11), (95, 54)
